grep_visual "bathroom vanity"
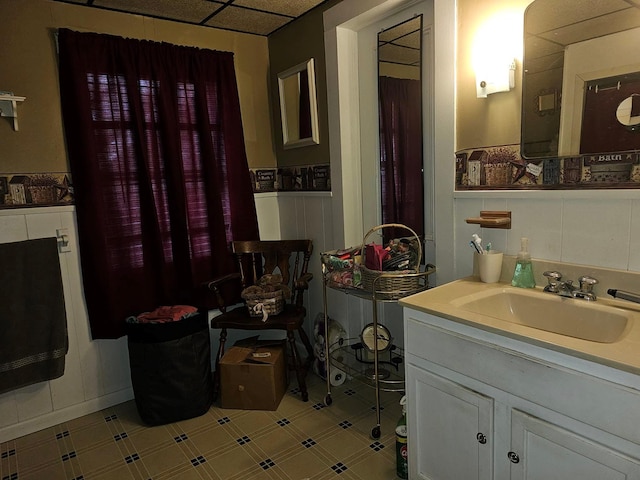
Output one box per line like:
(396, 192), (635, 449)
(400, 278), (640, 479)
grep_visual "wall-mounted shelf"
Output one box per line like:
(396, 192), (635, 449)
(0, 92), (26, 131)
(465, 210), (511, 229)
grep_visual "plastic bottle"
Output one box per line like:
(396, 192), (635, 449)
(396, 395), (408, 479)
(511, 237), (536, 288)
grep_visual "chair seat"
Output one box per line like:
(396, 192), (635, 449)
(211, 304), (306, 330)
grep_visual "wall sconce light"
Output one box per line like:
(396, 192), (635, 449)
(476, 58), (516, 98)
(472, 9), (523, 99)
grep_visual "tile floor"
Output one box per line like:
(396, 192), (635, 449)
(0, 375), (404, 480)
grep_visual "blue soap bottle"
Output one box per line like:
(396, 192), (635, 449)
(512, 237), (535, 288)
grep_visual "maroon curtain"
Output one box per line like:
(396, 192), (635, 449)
(580, 80), (640, 154)
(58, 29), (259, 339)
(379, 76), (423, 239)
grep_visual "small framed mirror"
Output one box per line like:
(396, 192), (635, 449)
(278, 58), (319, 149)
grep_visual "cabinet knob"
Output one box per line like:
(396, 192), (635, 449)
(507, 451), (520, 464)
(476, 432), (487, 444)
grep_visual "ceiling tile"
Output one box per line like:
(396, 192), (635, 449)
(205, 5), (289, 35)
(233, 0), (325, 18)
(53, 0), (327, 36)
(92, 0), (221, 24)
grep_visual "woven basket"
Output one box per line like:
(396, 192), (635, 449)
(360, 223), (425, 296)
(484, 163), (511, 186)
(28, 185), (58, 204)
(244, 290), (284, 320)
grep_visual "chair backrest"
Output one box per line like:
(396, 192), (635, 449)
(232, 240), (313, 307)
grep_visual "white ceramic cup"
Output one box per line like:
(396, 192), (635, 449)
(476, 251), (503, 283)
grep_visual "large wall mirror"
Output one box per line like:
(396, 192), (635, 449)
(521, 0), (640, 159)
(277, 58), (320, 149)
(378, 15), (424, 238)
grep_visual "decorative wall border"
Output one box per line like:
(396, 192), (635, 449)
(0, 173), (74, 209)
(250, 164), (330, 193)
(0, 164), (332, 210)
(455, 144), (640, 190)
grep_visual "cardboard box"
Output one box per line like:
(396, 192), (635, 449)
(219, 344), (287, 410)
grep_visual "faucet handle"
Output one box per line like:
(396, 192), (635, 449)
(578, 275), (598, 293)
(543, 271), (562, 293)
(543, 271), (562, 281)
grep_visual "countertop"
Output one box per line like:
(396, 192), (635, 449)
(399, 277), (640, 377)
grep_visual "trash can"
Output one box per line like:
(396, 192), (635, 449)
(126, 310), (213, 425)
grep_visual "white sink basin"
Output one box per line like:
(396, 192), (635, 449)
(451, 288), (632, 343)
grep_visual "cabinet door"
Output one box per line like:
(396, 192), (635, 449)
(407, 364), (493, 480)
(510, 409), (640, 480)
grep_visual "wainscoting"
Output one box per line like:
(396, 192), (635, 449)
(0, 206), (132, 443)
(0, 192), (335, 443)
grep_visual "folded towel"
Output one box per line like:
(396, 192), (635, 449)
(130, 305), (198, 324)
(0, 237), (68, 394)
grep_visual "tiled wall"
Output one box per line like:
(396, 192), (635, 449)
(454, 193), (640, 281)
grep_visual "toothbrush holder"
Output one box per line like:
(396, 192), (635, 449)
(475, 251), (503, 283)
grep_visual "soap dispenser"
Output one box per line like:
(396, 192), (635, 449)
(512, 237), (535, 288)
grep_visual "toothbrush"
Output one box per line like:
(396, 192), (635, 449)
(486, 242), (492, 252)
(469, 240), (482, 254)
(472, 234), (485, 254)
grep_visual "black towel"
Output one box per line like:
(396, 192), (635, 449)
(0, 237), (68, 394)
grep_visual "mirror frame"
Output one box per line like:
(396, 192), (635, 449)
(277, 58), (320, 149)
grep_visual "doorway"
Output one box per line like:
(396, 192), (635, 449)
(324, 0), (456, 285)
(356, 5), (434, 262)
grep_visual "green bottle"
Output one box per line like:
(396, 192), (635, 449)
(512, 237), (536, 288)
(396, 396), (408, 479)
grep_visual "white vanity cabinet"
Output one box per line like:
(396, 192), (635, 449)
(403, 309), (640, 480)
(509, 409), (640, 480)
(408, 364), (494, 479)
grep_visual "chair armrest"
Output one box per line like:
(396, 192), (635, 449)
(204, 273), (241, 312)
(294, 272), (313, 290)
(205, 272), (241, 292)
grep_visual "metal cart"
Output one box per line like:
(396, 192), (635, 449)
(321, 249), (435, 439)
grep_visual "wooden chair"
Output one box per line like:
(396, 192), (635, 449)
(206, 239), (314, 402)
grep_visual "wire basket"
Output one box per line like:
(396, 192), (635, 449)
(360, 223), (426, 295)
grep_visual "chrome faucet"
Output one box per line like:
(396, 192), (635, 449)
(542, 271), (598, 301)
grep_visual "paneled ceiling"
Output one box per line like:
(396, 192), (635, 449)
(53, 0), (331, 36)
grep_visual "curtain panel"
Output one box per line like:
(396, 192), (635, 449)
(378, 76), (424, 240)
(58, 29), (259, 339)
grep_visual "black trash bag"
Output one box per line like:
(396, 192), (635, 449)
(126, 312), (213, 425)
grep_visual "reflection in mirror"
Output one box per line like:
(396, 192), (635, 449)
(378, 15), (423, 239)
(521, 0), (640, 159)
(278, 58), (319, 149)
